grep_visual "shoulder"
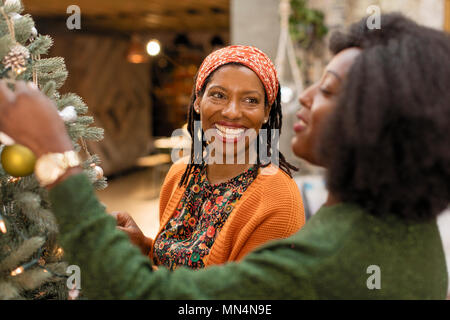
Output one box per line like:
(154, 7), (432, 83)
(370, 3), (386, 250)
(294, 204), (447, 298)
(159, 158), (189, 198)
(253, 165), (305, 230)
(164, 157), (189, 182)
(257, 165), (301, 201)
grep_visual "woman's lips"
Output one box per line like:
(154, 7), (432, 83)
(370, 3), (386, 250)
(294, 114), (308, 133)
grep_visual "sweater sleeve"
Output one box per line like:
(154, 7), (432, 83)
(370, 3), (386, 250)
(48, 174), (447, 299)
(48, 173), (317, 299)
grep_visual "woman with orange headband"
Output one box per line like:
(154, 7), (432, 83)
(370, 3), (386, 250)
(114, 45), (305, 270)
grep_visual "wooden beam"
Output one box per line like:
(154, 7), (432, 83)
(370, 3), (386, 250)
(21, 0), (230, 33)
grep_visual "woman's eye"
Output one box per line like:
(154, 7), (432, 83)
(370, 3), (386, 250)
(320, 88), (333, 97)
(245, 97), (259, 104)
(211, 92), (225, 99)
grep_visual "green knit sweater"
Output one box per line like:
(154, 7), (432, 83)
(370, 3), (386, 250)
(49, 173), (448, 299)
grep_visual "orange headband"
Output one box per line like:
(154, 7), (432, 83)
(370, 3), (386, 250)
(195, 45), (279, 106)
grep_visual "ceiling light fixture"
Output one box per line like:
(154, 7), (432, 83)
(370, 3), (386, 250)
(146, 39), (161, 56)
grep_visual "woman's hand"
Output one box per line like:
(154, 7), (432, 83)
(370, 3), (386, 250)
(0, 80), (73, 158)
(110, 211), (153, 256)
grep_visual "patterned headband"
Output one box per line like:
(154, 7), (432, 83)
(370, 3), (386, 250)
(195, 45), (279, 106)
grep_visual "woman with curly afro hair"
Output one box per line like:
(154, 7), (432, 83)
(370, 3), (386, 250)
(317, 14), (450, 221)
(0, 13), (448, 299)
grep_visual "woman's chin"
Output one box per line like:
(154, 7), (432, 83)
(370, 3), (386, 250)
(291, 137), (318, 165)
(291, 136), (305, 158)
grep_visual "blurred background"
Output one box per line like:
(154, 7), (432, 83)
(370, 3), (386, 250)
(22, 1), (449, 288)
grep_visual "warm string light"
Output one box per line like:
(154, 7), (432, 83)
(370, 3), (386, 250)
(17, 246), (68, 279)
(10, 259), (38, 277)
(10, 266), (24, 276)
(9, 253), (67, 279)
(55, 247), (64, 259)
(0, 217), (6, 233)
(0, 205), (7, 233)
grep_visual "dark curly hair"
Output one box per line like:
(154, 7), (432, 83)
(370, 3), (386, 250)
(319, 13), (450, 220)
(179, 62), (297, 186)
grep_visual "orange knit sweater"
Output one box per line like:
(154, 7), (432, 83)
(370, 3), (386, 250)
(150, 162), (305, 267)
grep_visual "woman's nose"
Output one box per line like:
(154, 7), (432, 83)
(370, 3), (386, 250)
(221, 99), (242, 119)
(298, 84), (315, 109)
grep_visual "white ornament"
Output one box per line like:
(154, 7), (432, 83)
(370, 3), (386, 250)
(9, 13), (22, 21)
(58, 106), (78, 123)
(93, 165), (104, 180)
(0, 132), (15, 146)
(31, 27), (38, 37)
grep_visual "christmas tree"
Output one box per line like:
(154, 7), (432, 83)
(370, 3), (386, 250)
(0, 0), (106, 299)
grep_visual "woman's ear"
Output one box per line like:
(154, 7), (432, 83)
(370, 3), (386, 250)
(193, 98), (201, 114)
(264, 105), (272, 123)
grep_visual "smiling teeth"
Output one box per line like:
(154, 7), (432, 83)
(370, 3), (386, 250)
(299, 119), (307, 126)
(215, 124), (245, 138)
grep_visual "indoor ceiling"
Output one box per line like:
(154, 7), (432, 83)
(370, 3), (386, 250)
(21, 0), (230, 33)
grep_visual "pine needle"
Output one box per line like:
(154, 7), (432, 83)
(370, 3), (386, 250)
(0, 281), (21, 300)
(11, 267), (53, 290)
(0, 237), (45, 272)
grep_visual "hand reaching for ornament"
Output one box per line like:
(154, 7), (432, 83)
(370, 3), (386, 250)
(0, 80), (74, 158)
(0, 80), (82, 186)
(110, 211), (153, 256)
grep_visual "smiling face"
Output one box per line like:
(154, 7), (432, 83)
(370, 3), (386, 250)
(194, 64), (270, 162)
(291, 48), (362, 166)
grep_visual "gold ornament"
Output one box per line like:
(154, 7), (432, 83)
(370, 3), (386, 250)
(1, 144), (36, 177)
(2, 44), (30, 75)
